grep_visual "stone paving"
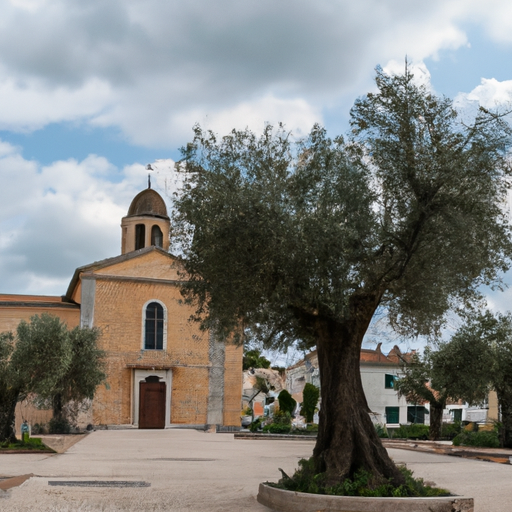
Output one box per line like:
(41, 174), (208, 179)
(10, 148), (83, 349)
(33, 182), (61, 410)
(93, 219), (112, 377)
(0, 429), (510, 511)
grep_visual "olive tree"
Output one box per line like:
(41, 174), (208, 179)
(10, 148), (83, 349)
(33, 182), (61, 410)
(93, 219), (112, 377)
(0, 314), (105, 441)
(172, 66), (512, 486)
(433, 312), (512, 448)
(396, 334), (492, 440)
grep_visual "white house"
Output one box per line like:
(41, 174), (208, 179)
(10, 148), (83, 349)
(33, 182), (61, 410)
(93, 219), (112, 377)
(286, 344), (419, 427)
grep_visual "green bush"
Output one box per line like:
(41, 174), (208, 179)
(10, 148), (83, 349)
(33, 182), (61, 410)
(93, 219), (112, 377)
(452, 430), (499, 448)
(49, 417), (71, 434)
(272, 458), (449, 497)
(263, 423), (292, 434)
(392, 424), (429, 440)
(249, 418), (262, 432)
(300, 383), (319, 423)
(374, 424), (388, 438)
(31, 423), (48, 435)
(278, 389), (296, 416)
(441, 421), (462, 440)
(273, 410), (292, 425)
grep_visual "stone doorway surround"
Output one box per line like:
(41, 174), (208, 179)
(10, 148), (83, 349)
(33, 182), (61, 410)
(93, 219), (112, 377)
(132, 369), (172, 428)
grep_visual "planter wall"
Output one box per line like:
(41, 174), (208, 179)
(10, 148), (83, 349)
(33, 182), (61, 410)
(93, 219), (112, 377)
(257, 483), (474, 512)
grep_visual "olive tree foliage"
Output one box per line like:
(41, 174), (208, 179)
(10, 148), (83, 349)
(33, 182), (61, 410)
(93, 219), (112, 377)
(396, 334), (492, 440)
(35, 325), (107, 427)
(172, 66), (512, 486)
(434, 311), (512, 448)
(243, 348), (271, 370)
(0, 314), (105, 441)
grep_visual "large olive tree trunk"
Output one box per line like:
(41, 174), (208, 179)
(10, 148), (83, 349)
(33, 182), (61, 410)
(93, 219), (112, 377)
(0, 388), (20, 444)
(428, 402), (445, 441)
(311, 300), (404, 487)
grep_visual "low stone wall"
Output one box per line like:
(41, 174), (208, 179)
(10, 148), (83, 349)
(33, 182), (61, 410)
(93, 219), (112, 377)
(257, 483), (474, 512)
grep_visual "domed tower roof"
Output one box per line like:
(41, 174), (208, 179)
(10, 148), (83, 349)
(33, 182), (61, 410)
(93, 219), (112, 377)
(121, 188), (170, 254)
(127, 189), (169, 220)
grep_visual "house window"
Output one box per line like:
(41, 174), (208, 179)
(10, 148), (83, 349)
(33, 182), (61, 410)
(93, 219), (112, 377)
(385, 406), (399, 424)
(135, 224), (146, 250)
(407, 405), (425, 424)
(385, 374), (396, 389)
(144, 301), (164, 350)
(151, 225), (163, 247)
(452, 409), (462, 422)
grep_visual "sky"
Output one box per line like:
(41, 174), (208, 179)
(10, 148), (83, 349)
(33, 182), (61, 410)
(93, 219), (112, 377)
(2, 0), (512, 359)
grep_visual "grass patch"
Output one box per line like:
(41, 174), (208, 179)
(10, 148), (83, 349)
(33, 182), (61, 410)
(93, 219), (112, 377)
(0, 437), (53, 451)
(271, 458), (449, 497)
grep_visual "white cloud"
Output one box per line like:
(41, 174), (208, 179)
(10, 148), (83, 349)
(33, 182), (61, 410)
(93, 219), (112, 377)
(465, 78), (512, 108)
(2, 0), (511, 146)
(0, 72), (113, 132)
(0, 141), (175, 295)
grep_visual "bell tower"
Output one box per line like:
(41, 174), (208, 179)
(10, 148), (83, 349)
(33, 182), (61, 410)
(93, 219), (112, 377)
(121, 188), (170, 254)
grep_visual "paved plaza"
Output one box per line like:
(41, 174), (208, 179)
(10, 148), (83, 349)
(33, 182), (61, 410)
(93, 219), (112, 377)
(0, 429), (511, 511)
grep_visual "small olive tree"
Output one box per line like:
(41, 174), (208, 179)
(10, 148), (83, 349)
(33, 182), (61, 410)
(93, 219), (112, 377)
(432, 312), (512, 448)
(0, 314), (105, 440)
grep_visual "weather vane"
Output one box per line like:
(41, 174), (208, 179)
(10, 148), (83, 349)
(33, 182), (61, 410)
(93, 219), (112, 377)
(145, 164), (153, 189)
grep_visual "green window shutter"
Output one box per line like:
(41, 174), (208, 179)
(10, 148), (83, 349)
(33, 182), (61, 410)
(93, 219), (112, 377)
(385, 406), (399, 424)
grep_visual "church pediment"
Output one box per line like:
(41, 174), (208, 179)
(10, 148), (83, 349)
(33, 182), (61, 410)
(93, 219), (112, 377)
(65, 247), (183, 301)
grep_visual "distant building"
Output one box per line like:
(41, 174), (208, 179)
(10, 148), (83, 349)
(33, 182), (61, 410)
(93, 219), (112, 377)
(286, 344), (416, 427)
(0, 186), (242, 432)
(286, 344), (496, 428)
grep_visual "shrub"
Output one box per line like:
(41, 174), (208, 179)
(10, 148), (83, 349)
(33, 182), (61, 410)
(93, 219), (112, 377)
(249, 418), (262, 432)
(441, 421), (462, 440)
(49, 417), (71, 434)
(300, 383), (320, 423)
(392, 424), (429, 440)
(272, 458), (449, 497)
(273, 410), (292, 425)
(452, 430), (499, 448)
(263, 423), (292, 434)
(31, 423), (48, 435)
(374, 424), (388, 438)
(278, 389), (296, 417)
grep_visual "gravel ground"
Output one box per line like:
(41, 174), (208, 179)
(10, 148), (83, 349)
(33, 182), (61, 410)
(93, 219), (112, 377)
(0, 429), (510, 511)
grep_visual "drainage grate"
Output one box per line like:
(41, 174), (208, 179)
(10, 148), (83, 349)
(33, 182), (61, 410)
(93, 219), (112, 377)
(48, 481), (150, 488)
(147, 458), (217, 462)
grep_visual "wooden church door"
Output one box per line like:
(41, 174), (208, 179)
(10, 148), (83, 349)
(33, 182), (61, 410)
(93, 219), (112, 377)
(139, 376), (166, 429)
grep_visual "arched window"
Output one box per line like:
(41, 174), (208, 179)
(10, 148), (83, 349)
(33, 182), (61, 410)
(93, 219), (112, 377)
(144, 301), (164, 350)
(151, 225), (163, 247)
(135, 224), (146, 250)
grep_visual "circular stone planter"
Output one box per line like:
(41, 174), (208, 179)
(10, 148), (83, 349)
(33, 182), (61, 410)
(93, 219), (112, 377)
(257, 483), (474, 512)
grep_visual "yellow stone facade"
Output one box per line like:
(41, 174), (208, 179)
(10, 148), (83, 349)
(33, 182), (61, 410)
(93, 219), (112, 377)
(0, 188), (242, 430)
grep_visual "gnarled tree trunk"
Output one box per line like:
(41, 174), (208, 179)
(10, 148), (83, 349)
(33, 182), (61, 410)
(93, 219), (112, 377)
(428, 402), (444, 441)
(0, 388), (20, 444)
(311, 301), (404, 487)
(52, 393), (64, 422)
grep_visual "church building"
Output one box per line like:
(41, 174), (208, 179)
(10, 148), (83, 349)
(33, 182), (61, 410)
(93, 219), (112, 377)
(0, 187), (242, 431)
